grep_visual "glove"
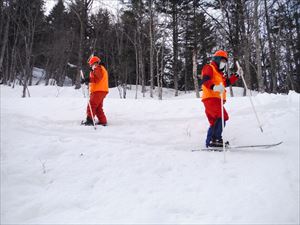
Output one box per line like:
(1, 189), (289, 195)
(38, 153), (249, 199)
(81, 77), (90, 84)
(213, 84), (225, 93)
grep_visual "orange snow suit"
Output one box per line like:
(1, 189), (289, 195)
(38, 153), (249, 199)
(87, 64), (109, 124)
(201, 61), (238, 146)
(201, 62), (227, 101)
(89, 65), (109, 93)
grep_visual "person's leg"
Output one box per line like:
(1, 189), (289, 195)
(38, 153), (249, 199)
(82, 92), (100, 125)
(214, 106), (229, 140)
(203, 98), (229, 147)
(87, 92), (100, 120)
(206, 126), (213, 147)
(203, 98), (219, 147)
(95, 92), (108, 125)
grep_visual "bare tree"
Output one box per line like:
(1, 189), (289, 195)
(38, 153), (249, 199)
(17, 0), (44, 97)
(149, 0), (154, 98)
(171, 1), (179, 97)
(68, 0), (93, 89)
(192, 49), (200, 98)
(192, 1), (200, 98)
(136, 1), (146, 97)
(263, 0), (278, 93)
(254, 0), (264, 92)
(0, 1), (10, 77)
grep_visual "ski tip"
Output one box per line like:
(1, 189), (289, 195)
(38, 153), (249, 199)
(273, 141), (283, 146)
(269, 141), (283, 146)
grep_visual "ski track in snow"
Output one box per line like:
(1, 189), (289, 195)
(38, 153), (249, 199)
(1, 85), (299, 224)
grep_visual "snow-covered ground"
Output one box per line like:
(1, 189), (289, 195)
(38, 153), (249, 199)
(1, 85), (299, 224)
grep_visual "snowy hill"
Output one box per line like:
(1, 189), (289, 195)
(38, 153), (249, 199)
(1, 85), (299, 224)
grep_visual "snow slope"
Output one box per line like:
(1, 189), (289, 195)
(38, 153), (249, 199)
(1, 85), (299, 224)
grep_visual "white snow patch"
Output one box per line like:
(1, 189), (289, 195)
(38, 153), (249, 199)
(1, 85), (299, 224)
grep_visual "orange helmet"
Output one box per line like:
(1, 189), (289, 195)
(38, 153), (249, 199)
(213, 50), (228, 60)
(88, 56), (101, 66)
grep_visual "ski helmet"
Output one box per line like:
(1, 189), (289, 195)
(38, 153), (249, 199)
(88, 56), (101, 66)
(212, 50), (228, 71)
(213, 50), (228, 61)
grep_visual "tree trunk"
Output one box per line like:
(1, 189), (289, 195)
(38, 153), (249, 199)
(254, 0), (264, 92)
(0, 10), (10, 74)
(69, 1), (93, 89)
(22, 37), (33, 98)
(158, 35), (165, 100)
(172, 2), (179, 96)
(264, 0), (278, 93)
(21, 4), (37, 98)
(138, 30), (145, 97)
(192, 1), (200, 98)
(149, 0), (154, 98)
(285, 42), (295, 91)
(294, 2), (300, 92)
(238, 0), (251, 96)
(137, 2), (145, 97)
(192, 49), (200, 98)
(75, 20), (84, 89)
(135, 32), (139, 99)
(156, 47), (162, 100)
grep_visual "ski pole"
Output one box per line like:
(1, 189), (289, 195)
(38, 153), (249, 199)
(237, 61), (263, 133)
(220, 88), (226, 162)
(80, 70), (87, 98)
(80, 70), (96, 130)
(80, 74), (86, 98)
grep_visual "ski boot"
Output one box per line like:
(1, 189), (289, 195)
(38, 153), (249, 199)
(208, 139), (230, 148)
(81, 117), (94, 126)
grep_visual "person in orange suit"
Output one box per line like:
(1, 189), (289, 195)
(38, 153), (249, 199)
(81, 56), (109, 126)
(201, 50), (241, 147)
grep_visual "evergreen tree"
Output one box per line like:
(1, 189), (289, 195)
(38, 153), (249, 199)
(181, 1), (215, 92)
(44, 0), (70, 86)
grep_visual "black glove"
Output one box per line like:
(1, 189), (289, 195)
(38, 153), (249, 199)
(81, 77), (90, 84)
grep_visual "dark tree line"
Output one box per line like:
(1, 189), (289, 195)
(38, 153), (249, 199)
(0, 0), (299, 98)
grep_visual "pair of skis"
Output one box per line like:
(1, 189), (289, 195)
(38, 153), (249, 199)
(192, 141), (283, 152)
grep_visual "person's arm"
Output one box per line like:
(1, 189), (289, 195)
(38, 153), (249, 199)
(224, 73), (239, 87)
(201, 65), (215, 89)
(90, 66), (103, 83)
(224, 61), (242, 86)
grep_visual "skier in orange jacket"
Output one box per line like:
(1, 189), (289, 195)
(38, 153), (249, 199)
(81, 56), (109, 126)
(201, 50), (241, 147)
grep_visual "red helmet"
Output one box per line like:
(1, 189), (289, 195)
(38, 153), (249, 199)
(213, 50), (228, 60)
(88, 56), (101, 66)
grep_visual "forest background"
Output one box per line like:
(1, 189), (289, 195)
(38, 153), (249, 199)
(0, 0), (299, 98)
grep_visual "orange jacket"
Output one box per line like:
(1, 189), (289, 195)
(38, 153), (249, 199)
(89, 64), (109, 93)
(201, 62), (227, 101)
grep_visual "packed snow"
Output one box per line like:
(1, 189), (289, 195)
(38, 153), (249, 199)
(1, 84), (299, 224)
